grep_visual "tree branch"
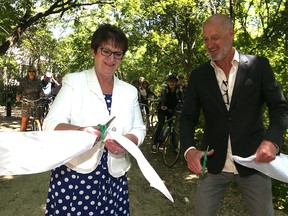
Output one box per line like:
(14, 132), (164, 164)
(0, 0), (114, 55)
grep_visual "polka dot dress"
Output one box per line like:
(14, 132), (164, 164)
(45, 94), (130, 216)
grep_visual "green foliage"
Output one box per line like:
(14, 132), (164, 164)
(272, 180), (288, 211)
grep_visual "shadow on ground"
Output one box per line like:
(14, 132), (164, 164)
(0, 105), (21, 131)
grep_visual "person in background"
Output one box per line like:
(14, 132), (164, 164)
(41, 72), (59, 116)
(152, 73), (183, 152)
(177, 73), (187, 96)
(51, 74), (63, 99)
(180, 14), (288, 215)
(139, 76), (145, 87)
(43, 24), (146, 216)
(16, 65), (44, 131)
(140, 80), (158, 116)
(131, 78), (141, 102)
(138, 76), (147, 104)
(41, 72), (58, 97)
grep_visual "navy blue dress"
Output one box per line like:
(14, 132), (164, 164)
(45, 94), (130, 216)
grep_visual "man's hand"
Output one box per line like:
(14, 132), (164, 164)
(185, 148), (214, 175)
(16, 95), (21, 101)
(255, 140), (278, 163)
(161, 105), (168, 111)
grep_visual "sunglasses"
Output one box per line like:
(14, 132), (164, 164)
(28, 71), (36, 73)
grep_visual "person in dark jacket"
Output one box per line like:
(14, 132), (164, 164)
(152, 73), (183, 152)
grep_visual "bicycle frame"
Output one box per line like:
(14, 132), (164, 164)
(152, 110), (181, 167)
(149, 98), (160, 130)
(139, 103), (150, 131)
(21, 98), (44, 131)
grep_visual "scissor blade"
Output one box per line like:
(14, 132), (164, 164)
(105, 116), (116, 127)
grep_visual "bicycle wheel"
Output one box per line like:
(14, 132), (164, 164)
(27, 122), (33, 131)
(162, 128), (181, 167)
(151, 122), (162, 152)
(149, 112), (158, 131)
(144, 113), (150, 131)
(33, 119), (42, 131)
(140, 104), (150, 131)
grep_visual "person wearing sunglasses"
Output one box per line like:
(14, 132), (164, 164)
(16, 65), (44, 131)
(180, 14), (288, 215)
(43, 24), (146, 215)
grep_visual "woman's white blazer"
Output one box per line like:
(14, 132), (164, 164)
(43, 67), (146, 177)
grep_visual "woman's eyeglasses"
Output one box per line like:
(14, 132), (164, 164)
(221, 80), (229, 105)
(100, 48), (124, 60)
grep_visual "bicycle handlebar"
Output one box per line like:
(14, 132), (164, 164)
(21, 97), (45, 103)
(20, 97), (52, 106)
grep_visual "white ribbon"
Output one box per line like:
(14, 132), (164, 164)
(233, 154), (288, 183)
(0, 130), (174, 202)
(107, 131), (174, 202)
(0, 131), (95, 175)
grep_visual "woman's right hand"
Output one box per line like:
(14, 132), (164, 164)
(77, 126), (102, 145)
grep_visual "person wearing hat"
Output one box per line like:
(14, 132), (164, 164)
(152, 73), (183, 152)
(16, 65), (45, 131)
(42, 72), (56, 97)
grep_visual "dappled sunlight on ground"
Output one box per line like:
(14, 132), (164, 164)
(184, 173), (199, 181)
(0, 105), (21, 131)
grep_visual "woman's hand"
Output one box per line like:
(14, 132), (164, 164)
(77, 126), (102, 145)
(104, 133), (137, 155)
(105, 139), (126, 155)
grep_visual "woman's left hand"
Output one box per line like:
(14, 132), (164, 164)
(104, 139), (126, 155)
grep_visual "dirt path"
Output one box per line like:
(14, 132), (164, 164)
(0, 105), (287, 216)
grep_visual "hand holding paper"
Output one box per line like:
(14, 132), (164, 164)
(232, 154), (288, 183)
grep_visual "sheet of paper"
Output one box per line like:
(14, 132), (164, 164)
(0, 131), (95, 175)
(232, 154), (288, 183)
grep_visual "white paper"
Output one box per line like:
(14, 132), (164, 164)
(232, 154), (288, 183)
(0, 131), (95, 175)
(108, 131), (174, 202)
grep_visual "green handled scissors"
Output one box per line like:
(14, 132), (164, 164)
(98, 116), (116, 141)
(201, 145), (209, 175)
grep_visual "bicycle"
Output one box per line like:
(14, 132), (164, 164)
(140, 98), (160, 132)
(21, 98), (45, 131)
(41, 96), (53, 118)
(139, 103), (150, 131)
(148, 98), (159, 131)
(152, 109), (181, 167)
